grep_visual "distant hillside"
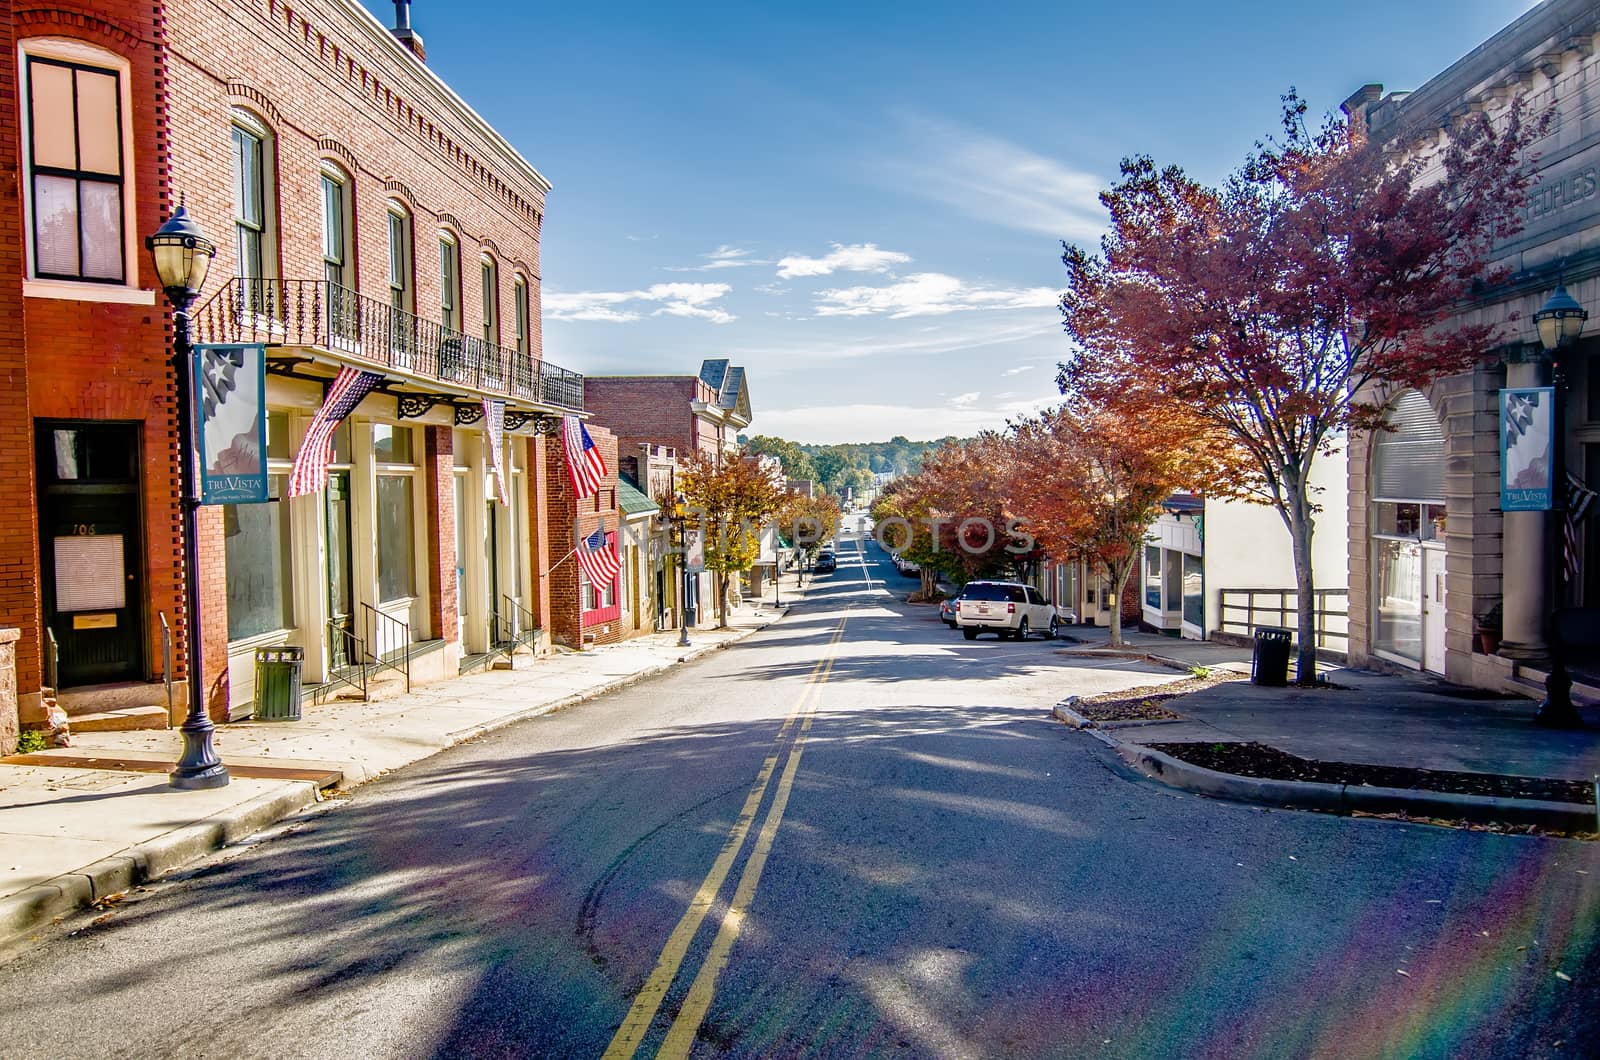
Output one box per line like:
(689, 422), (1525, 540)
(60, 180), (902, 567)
(743, 435), (960, 495)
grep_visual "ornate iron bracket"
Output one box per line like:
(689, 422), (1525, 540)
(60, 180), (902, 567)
(454, 403), (485, 426)
(396, 394), (444, 419)
(529, 413), (563, 436)
(502, 412), (534, 432)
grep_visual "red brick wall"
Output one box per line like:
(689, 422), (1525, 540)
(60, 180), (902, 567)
(0, 1), (31, 737)
(544, 425), (622, 647)
(583, 377), (716, 462)
(6, 4), (182, 708)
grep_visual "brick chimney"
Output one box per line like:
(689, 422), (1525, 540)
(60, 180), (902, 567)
(391, 0), (425, 61)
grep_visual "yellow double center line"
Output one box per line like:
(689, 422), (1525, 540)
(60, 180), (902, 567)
(603, 615), (848, 1060)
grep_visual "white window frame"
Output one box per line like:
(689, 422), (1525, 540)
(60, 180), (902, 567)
(319, 161), (353, 289)
(480, 253), (498, 345)
(439, 231), (460, 332)
(374, 423), (422, 607)
(387, 202), (414, 314)
(230, 108), (278, 283)
(513, 273), (530, 354)
(18, 37), (151, 304)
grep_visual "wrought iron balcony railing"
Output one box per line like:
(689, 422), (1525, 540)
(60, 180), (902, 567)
(192, 277), (584, 411)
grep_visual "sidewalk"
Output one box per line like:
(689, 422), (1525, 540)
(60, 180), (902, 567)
(1053, 627), (1600, 832)
(0, 572), (804, 949)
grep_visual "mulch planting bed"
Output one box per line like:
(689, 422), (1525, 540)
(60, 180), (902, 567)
(1072, 672), (1247, 723)
(1147, 741), (1596, 806)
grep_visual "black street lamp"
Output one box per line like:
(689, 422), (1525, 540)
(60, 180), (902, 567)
(674, 492), (691, 648)
(1532, 283), (1587, 729)
(147, 204), (229, 788)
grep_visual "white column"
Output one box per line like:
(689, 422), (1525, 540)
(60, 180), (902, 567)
(1499, 353), (1549, 660)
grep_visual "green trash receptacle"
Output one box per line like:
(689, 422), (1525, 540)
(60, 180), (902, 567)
(1251, 626), (1292, 687)
(253, 646), (304, 721)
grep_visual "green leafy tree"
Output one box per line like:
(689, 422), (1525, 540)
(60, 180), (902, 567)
(678, 451), (787, 627)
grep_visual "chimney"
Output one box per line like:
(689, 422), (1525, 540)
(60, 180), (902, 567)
(391, 0), (425, 61)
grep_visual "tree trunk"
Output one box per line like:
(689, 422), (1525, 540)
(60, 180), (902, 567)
(1107, 560), (1133, 648)
(1285, 484), (1318, 686)
(717, 572), (729, 628)
(921, 568), (936, 599)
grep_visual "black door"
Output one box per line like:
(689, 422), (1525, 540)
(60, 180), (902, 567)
(36, 422), (146, 687)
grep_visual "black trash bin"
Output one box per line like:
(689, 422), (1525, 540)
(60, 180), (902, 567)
(253, 646), (305, 721)
(1251, 626), (1292, 687)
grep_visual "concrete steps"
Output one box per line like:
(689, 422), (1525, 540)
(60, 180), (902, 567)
(60, 706), (170, 732)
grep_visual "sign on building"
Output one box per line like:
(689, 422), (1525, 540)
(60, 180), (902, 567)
(193, 343), (269, 505)
(1500, 386), (1555, 511)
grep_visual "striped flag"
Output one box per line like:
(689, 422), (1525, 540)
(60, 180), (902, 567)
(577, 527), (620, 588)
(483, 399), (509, 506)
(562, 415), (606, 501)
(287, 367), (384, 497)
(1565, 472), (1596, 582)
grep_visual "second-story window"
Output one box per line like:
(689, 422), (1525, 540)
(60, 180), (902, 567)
(513, 274), (529, 354)
(232, 122), (266, 283)
(387, 206), (412, 313)
(23, 54), (126, 284)
(481, 255), (498, 344)
(439, 234), (459, 332)
(320, 166), (351, 289)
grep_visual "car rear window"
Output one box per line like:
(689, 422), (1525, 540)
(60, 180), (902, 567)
(964, 583), (1025, 602)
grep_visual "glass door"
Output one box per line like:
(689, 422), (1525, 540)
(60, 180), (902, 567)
(326, 471), (354, 667)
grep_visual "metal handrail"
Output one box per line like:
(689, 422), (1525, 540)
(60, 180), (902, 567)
(192, 277), (584, 410)
(1217, 587), (1350, 648)
(321, 619), (368, 702)
(159, 612), (174, 718)
(360, 602), (412, 694)
(501, 595), (541, 652)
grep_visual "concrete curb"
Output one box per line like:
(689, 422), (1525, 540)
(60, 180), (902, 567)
(1052, 701), (1598, 832)
(0, 781), (320, 950)
(0, 615), (782, 952)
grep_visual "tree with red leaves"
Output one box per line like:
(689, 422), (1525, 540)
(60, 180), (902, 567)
(1008, 404), (1217, 647)
(1060, 92), (1543, 682)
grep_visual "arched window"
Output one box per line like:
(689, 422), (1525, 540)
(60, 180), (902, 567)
(513, 272), (530, 354)
(480, 253), (499, 345)
(231, 108), (278, 310)
(438, 230), (460, 332)
(319, 162), (354, 289)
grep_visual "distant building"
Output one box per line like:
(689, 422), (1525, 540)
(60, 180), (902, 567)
(584, 360), (752, 463)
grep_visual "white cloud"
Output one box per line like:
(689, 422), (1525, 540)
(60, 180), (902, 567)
(1002, 364), (1035, 376)
(949, 391), (980, 408)
(755, 396), (1055, 445)
(740, 315), (1058, 363)
(775, 243), (911, 279)
(814, 272), (1058, 319)
(880, 115), (1107, 242)
(544, 282), (736, 324)
(666, 245), (769, 273)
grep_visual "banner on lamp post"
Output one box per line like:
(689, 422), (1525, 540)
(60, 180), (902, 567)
(1500, 386), (1556, 512)
(193, 343), (269, 505)
(685, 529), (706, 574)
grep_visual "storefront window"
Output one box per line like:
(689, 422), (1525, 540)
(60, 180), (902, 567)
(1144, 546), (1162, 609)
(377, 475), (415, 602)
(1182, 553), (1203, 628)
(224, 474), (291, 640)
(373, 423), (413, 464)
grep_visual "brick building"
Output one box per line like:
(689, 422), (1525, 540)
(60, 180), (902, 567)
(584, 360), (753, 624)
(3, 0), (591, 734)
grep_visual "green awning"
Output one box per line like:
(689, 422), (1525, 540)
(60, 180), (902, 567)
(618, 479), (659, 517)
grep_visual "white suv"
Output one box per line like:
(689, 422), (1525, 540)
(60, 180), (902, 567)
(956, 581), (1060, 640)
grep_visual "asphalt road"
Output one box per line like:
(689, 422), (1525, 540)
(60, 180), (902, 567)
(2, 531), (1596, 1059)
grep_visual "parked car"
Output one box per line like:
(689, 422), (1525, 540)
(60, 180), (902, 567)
(939, 592), (964, 628)
(814, 551), (837, 573)
(955, 581), (1061, 640)
(894, 554), (920, 577)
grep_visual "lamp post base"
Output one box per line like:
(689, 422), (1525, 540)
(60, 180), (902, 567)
(170, 715), (229, 789)
(1534, 667), (1583, 729)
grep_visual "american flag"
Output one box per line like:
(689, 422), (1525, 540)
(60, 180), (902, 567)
(287, 367), (384, 497)
(483, 399), (509, 506)
(562, 415), (606, 500)
(1565, 472), (1596, 582)
(577, 527), (620, 588)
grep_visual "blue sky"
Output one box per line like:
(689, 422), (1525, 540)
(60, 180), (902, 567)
(368, 1), (1540, 443)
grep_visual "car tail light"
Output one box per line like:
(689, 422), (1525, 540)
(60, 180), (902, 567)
(1007, 602), (1015, 613)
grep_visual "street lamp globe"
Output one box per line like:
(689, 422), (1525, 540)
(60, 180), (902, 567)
(1534, 284), (1587, 353)
(145, 204), (216, 303)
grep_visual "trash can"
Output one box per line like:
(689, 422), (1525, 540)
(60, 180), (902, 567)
(1251, 626), (1292, 687)
(253, 646), (304, 721)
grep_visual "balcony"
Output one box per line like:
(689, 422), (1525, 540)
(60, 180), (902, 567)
(192, 278), (583, 411)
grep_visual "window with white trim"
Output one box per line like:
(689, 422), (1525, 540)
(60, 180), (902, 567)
(375, 424), (418, 603)
(481, 255), (498, 344)
(231, 109), (278, 313)
(20, 41), (135, 287)
(513, 274), (530, 354)
(439, 233), (460, 332)
(320, 165), (352, 289)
